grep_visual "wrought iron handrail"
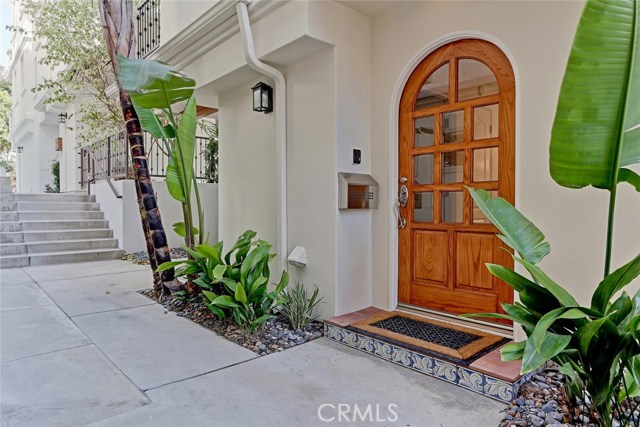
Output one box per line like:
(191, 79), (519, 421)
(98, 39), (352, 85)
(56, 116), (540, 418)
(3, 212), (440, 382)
(79, 130), (213, 189)
(83, 148), (123, 199)
(136, 0), (161, 58)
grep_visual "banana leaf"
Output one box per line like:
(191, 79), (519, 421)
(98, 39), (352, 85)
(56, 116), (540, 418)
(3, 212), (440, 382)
(550, 0), (640, 190)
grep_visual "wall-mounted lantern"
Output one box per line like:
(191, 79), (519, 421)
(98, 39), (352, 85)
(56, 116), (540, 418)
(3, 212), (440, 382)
(58, 112), (68, 124)
(15, 146), (23, 154)
(55, 137), (63, 151)
(251, 82), (273, 114)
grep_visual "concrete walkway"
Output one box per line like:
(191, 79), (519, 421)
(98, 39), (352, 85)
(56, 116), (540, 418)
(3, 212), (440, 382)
(1, 260), (504, 427)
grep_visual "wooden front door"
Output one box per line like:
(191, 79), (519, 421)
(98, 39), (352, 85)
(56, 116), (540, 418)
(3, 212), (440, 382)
(398, 39), (515, 321)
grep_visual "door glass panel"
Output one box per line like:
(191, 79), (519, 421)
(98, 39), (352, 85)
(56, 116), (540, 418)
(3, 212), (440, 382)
(414, 192), (433, 222)
(416, 63), (449, 109)
(442, 151), (464, 183)
(473, 190), (498, 223)
(458, 59), (499, 101)
(442, 110), (464, 144)
(414, 116), (435, 147)
(474, 104), (499, 140)
(442, 191), (464, 223)
(473, 147), (499, 182)
(414, 154), (434, 185)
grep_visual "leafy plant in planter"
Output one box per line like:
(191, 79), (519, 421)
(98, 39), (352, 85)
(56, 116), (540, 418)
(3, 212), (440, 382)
(158, 230), (289, 332)
(464, 1), (640, 425)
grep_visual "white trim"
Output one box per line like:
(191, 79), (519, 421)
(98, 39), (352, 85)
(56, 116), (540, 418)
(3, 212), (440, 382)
(386, 31), (522, 335)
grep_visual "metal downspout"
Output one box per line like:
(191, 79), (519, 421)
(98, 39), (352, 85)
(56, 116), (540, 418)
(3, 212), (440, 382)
(235, 0), (288, 273)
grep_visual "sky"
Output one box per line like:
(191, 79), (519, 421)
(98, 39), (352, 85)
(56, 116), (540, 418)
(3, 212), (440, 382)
(0, 0), (11, 70)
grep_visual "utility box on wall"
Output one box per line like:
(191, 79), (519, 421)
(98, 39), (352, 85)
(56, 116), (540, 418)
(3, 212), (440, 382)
(338, 172), (379, 210)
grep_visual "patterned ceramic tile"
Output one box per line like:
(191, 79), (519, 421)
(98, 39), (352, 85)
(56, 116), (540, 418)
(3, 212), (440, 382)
(324, 323), (521, 404)
(484, 375), (516, 402)
(457, 367), (485, 393)
(411, 353), (435, 375)
(432, 359), (459, 384)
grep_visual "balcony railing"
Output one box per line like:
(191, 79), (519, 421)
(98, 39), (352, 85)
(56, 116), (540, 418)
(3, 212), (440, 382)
(136, 0), (161, 58)
(79, 131), (214, 188)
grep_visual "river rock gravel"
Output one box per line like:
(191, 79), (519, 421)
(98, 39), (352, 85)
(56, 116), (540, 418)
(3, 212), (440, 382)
(499, 365), (640, 427)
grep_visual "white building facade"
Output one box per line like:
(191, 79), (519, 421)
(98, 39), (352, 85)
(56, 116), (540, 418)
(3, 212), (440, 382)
(10, 0), (640, 339)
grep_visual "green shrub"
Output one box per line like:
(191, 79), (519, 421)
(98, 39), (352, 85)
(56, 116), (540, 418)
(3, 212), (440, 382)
(158, 230), (288, 332)
(279, 283), (323, 330)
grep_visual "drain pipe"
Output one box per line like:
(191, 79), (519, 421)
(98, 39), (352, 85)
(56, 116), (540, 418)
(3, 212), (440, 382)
(236, 0), (288, 273)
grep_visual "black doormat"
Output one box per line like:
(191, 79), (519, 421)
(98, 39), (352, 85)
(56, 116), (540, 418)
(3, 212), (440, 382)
(350, 312), (509, 365)
(371, 315), (481, 350)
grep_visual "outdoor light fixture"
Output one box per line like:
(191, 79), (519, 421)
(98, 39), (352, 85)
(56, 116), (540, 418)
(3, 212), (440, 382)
(251, 82), (273, 113)
(58, 112), (68, 124)
(16, 146), (23, 154)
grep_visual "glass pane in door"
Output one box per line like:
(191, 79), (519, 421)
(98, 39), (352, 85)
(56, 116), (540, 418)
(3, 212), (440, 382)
(442, 111), (464, 144)
(414, 154), (434, 185)
(414, 116), (435, 147)
(442, 191), (464, 223)
(416, 63), (449, 109)
(442, 151), (464, 183)
(474, 104), (499, 140)
(458, 59), (499, 101)
(473, 147), (499, 182)
(414, 192), (434, 222)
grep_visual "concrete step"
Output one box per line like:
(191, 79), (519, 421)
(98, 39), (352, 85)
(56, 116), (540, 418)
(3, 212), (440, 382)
(15, 193), (94, 203)
(0, 242), (26, 256)
(0, 255), (29, 269)
(0, 238), (119, 256)
(0, 184), (12, 193)
(0, 194), (15, 202)
(28, 248), (125, 266)
(0, 228), (113, 244)
(16, 202), (100, 212)
(17, 211), (105, 221)
(1, 220), (108, 232)
(1, 202), (17, 211)
(0, 176), (11, 185)
(0, 212), (19, 221)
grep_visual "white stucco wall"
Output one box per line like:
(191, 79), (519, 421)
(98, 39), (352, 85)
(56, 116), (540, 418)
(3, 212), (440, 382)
(93, 179), (219, 253)
(368, 0), (640, 315)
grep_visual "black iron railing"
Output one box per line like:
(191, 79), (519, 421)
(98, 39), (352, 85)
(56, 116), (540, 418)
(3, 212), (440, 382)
(79, 131), (212, 188)
(136, 0), (161, 58)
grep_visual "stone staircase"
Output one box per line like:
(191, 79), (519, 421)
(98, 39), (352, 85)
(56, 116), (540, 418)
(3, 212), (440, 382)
(0, 176), (125, 268)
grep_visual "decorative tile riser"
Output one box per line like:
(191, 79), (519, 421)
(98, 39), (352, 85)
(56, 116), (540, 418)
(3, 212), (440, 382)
(324, 324), (533, 404)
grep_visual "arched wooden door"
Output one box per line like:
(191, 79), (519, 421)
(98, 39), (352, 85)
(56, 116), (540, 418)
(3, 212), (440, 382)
(398, 39), (515, 322)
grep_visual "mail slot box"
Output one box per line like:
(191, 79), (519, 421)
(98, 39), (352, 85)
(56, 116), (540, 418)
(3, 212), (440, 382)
(338, 172), (379, 210)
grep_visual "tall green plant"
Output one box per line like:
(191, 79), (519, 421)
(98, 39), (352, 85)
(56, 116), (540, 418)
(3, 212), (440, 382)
(117, 56), (206, 248)
(463, 1), (640, 425)
(549, 0), (640, 276)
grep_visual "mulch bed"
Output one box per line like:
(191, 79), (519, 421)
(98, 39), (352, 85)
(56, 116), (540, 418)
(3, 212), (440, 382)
(138, 289), (324, 356)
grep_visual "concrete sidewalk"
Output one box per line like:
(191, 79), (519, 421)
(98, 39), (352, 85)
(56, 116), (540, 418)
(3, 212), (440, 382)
(1, 260), (504, 427)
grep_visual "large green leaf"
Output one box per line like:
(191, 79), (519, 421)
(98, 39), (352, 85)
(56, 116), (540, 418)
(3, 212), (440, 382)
(174, 96), (197, 197)
(117, 56), (195, 108)
(468, 188), (550, 264)
(550, 0), (640, 190)
(515, 257), (580, 308)
(592, 253), (640, 313)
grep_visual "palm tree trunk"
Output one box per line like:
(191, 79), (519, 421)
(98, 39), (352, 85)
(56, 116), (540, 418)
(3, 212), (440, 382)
(99, 0), (180, 296)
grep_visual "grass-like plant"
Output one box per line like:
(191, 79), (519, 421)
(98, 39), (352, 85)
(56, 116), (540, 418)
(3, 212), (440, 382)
(279, 283), (323, 330)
